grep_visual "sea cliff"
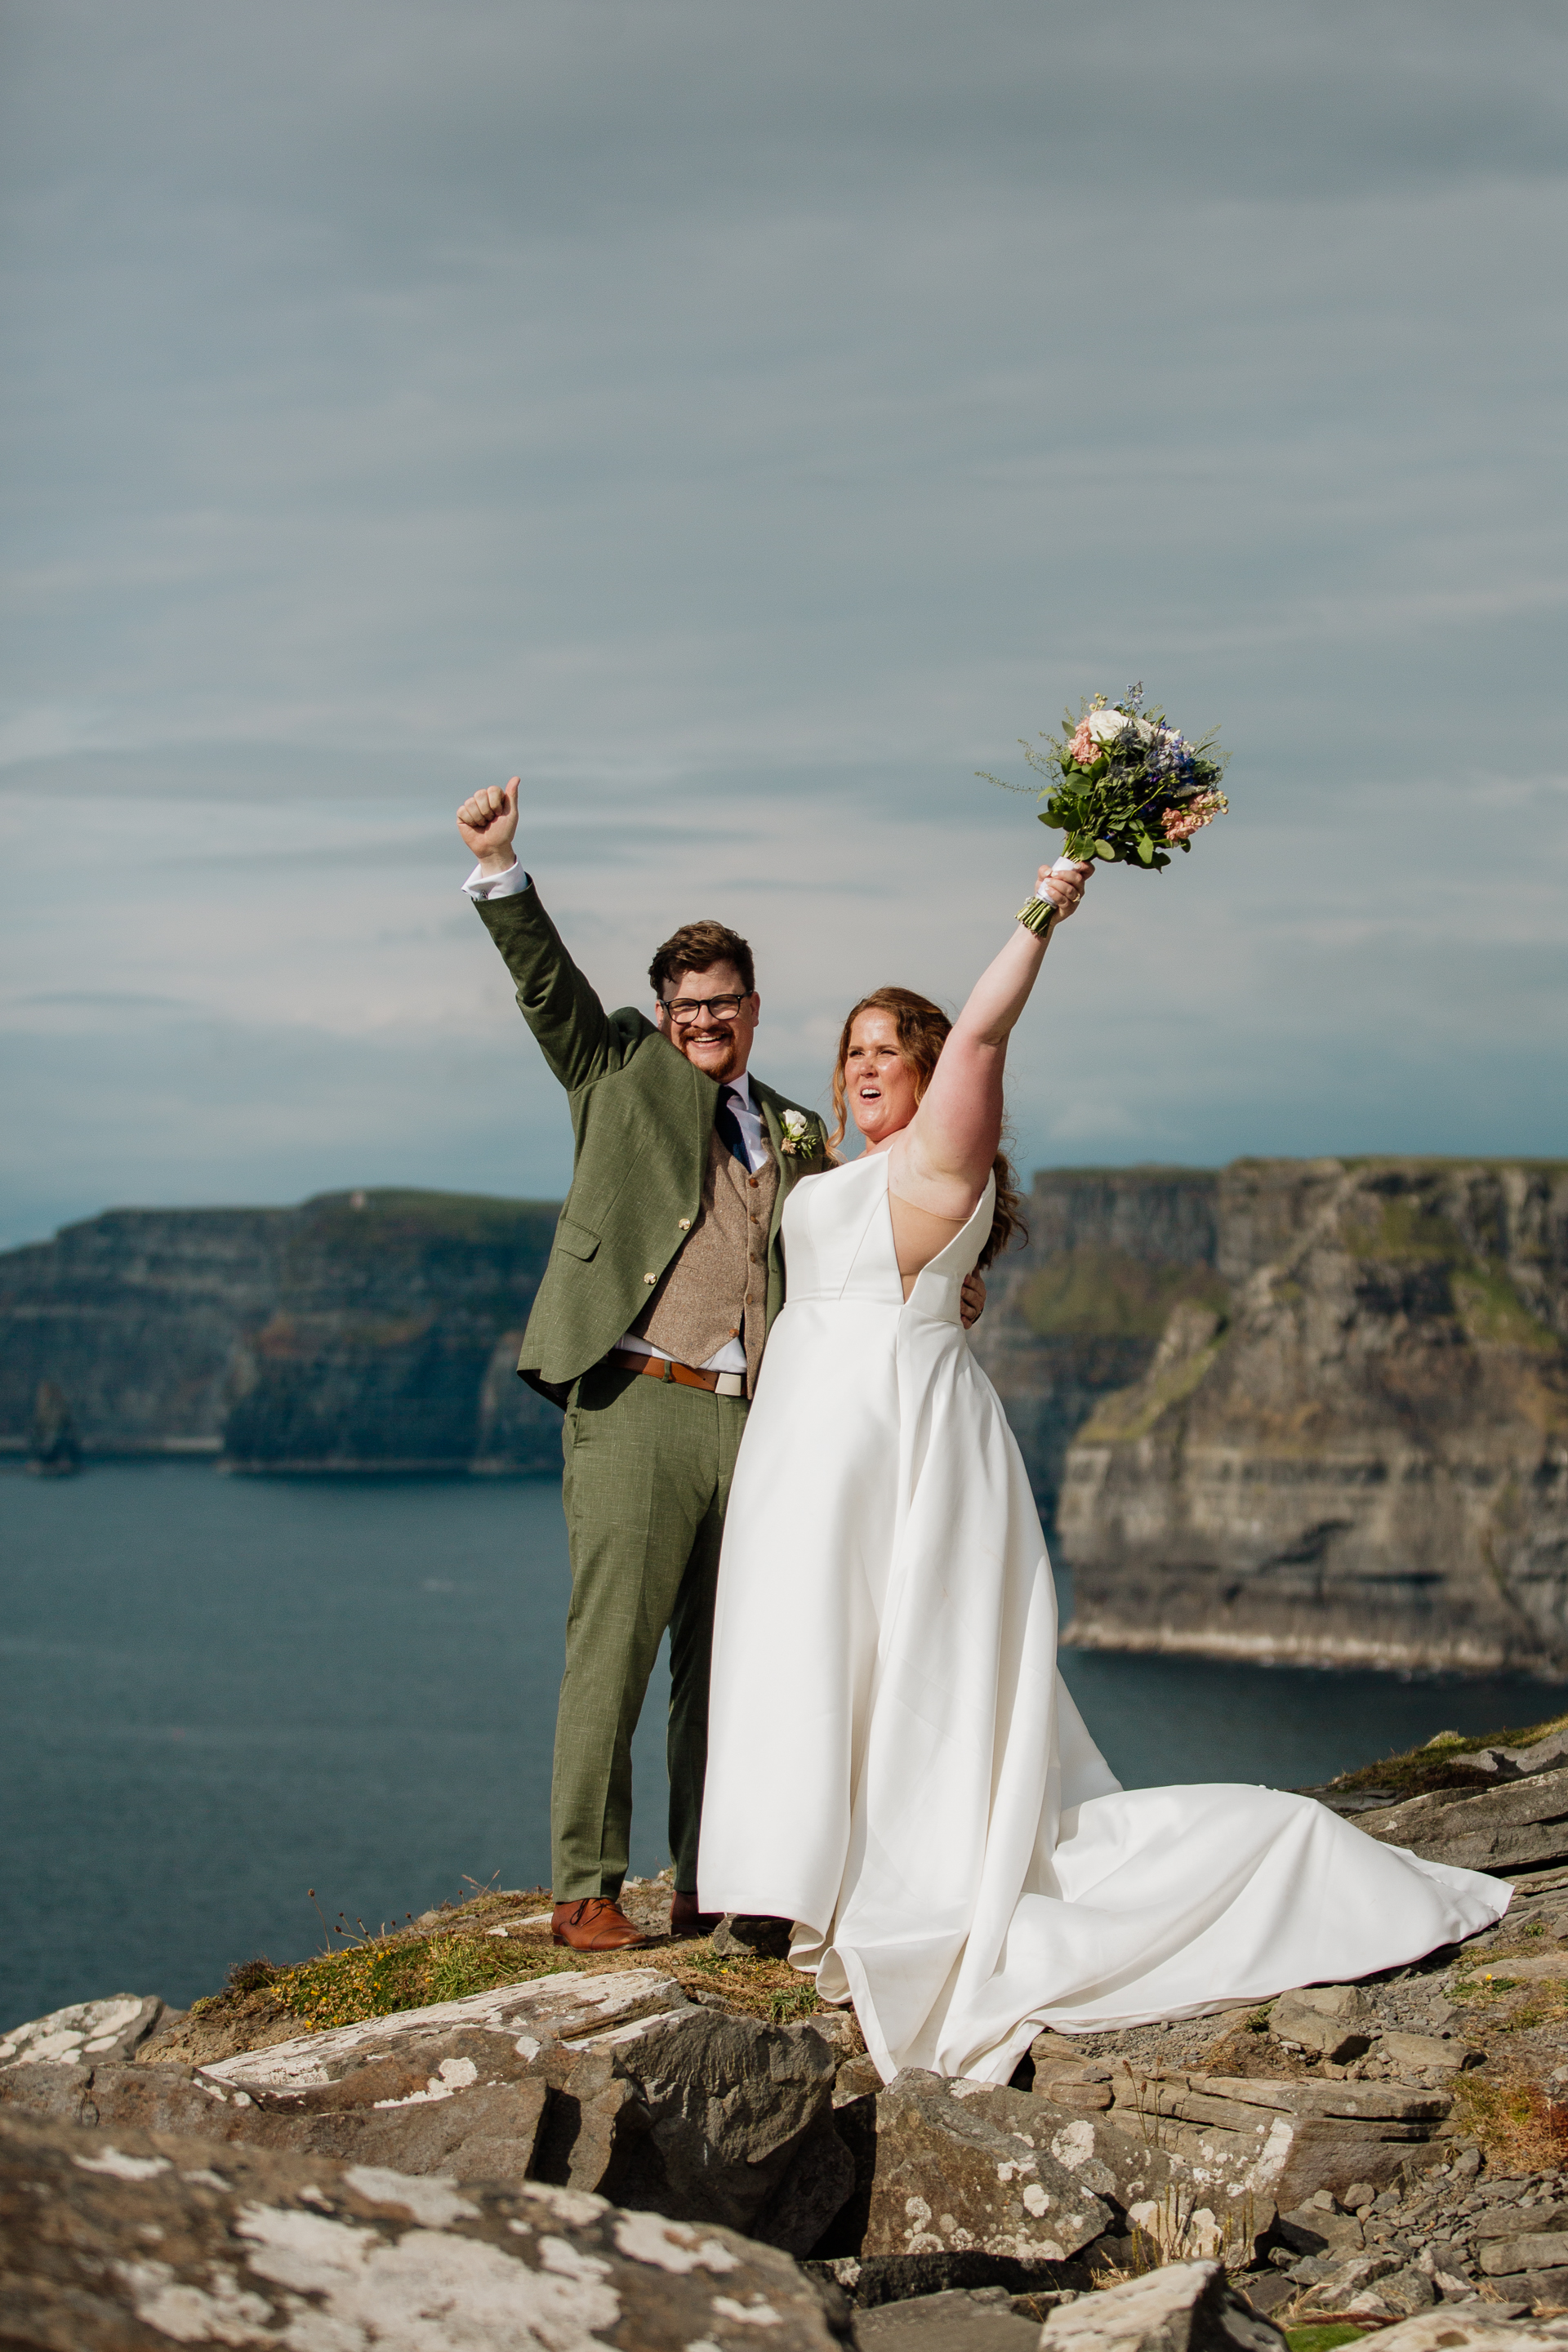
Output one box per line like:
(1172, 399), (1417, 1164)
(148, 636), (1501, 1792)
(6, 1160), (1566, 1674)
(0, 1189), (564, 1475)
(1058, 1158), (1568, 1675)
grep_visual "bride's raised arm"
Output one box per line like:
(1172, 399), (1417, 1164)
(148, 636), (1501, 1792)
(892, 858), (1091, 1217)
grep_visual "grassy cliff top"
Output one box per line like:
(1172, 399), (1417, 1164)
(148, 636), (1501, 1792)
(1326, 1713), (1568, 1800)
(296, 1189), (562, 1248)
(162, 1883), (848, 2067)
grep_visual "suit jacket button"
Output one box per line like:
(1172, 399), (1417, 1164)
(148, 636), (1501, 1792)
(678, 1218), (692, 1231)
(643, 1272), (657, 1285)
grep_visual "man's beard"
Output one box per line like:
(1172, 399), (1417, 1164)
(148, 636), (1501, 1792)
(684, 1032), (742, 1081)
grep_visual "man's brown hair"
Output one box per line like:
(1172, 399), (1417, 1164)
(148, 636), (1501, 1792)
(648, 920), (755, 999)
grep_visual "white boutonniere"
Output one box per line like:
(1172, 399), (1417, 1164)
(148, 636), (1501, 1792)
(779, 1109), (818, 1160)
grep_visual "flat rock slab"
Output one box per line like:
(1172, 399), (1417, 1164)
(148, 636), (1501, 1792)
(1381, 2032), (1464, 2069)
(0, 2105), (848, 2352)
(0, 2047), (555, 2189)
(1096, 2068), (1450, 2209)
(858, 2286), (1042, 2351)
(1357, 1767), (1568, 1874)
(1475, 2203), (1568, 2245)
(1477, 2273), (1568, 2309)
(1465, 1730), (1568, 1784)
(1040, 2259), (1285, 2352)
(1459, 1953), (1568, 1983)
(1481, 2237), (1568, 2276)
(0, 1993), (166, 2070)
(201, 1964), (693, 2092)
(1171, 2073), (1450, 2124)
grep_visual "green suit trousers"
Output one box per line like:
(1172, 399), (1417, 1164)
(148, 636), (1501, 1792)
(553, 1358), (749, 1900)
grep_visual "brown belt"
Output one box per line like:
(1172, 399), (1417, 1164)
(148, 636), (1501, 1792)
(608, 1348), (746, 1399)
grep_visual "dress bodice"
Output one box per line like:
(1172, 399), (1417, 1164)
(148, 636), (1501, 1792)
(781, 1149), (995, 1325)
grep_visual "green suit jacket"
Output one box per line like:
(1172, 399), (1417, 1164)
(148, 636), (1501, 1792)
(475, 883), (829, 1405)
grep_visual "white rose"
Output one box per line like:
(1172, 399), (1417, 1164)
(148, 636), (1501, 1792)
(1087, 709), (1154, 746)
(782, 1111), (808, 1135)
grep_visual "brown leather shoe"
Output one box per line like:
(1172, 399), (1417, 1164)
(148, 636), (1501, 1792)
(668, 1890), (721, 1940)
(551, 1898), (652, 1952)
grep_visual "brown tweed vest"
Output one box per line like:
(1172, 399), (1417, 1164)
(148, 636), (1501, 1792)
(632, 1127), (779, 1396)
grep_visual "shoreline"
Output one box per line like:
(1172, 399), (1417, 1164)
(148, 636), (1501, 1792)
(1062, 1615), (1564, 1680)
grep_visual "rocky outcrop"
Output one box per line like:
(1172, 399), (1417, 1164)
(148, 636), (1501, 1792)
(825, 2070), (1115, 2264)
(0, 1993), (170, 2070)
(1026, 2042), (1451, 2212)
(12, 1826), (1568, 2327)
(0, 2107), (849, 2352)
(968, 1166), (1224, 1520)
(0, 1967), (849, 2258)
(1058, 1157), (1568, 1673)
(25, 1378), (78, 1474)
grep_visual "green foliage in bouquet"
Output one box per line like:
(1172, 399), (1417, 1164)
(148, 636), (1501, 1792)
(981, 684), (1229, 874)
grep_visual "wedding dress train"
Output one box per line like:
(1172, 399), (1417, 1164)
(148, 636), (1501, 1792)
(697, 1149), (1510, 2085)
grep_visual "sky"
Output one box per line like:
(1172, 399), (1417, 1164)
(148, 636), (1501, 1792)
(2, 0), (1566, 1250)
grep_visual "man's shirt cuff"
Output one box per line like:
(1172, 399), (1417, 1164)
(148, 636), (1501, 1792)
(463, 860), (532, 901)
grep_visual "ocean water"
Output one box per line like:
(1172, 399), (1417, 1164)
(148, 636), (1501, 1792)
(3, 1460), (1566, 2032)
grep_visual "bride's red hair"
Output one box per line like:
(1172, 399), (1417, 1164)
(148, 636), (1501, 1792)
(826, 987), (1027, 1272)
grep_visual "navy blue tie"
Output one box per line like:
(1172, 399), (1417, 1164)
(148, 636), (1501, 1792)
(714, 1087), (751, 1169)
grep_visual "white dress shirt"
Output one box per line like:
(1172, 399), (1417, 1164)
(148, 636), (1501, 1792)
(464, 855), (764, 1374)
(463, 858), (532, 902)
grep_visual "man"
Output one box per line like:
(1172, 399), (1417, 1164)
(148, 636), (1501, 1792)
(457, 776), (982, 1952)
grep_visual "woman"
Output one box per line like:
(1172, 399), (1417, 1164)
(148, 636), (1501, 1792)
(697, 858), (1508, 2086)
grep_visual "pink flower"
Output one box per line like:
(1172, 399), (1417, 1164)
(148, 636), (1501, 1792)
(1161, 792), (1226, 844)
(1069, 719), (1097, 764)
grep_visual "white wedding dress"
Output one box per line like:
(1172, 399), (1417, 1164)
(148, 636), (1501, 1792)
(697, 1148), (1510, 2086)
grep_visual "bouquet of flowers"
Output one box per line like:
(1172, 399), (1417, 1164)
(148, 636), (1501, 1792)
(981, 684), (1229, 936)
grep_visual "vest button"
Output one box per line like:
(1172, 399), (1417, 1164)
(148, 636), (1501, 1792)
(748, 1176), (759, 1188)
(643, 1272), (657, 1285)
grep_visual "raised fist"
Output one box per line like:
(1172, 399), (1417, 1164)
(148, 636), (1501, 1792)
(457, 777), (519, 870)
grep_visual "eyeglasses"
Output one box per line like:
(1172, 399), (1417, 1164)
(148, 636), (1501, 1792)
(662, 993), (748, 1024)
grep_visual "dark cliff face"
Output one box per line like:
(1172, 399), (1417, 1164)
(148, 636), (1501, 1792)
(1058, 1159), (1568, 1673)
(968, 1165), (1223, 1522)
(0, 1191), (564, 1473)
(0, 1207), (292, 1455)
